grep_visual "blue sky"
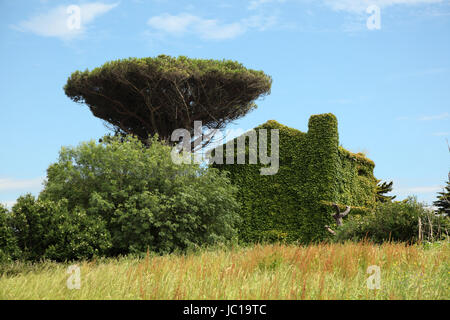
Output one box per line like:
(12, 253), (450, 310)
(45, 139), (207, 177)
(1, 0), (449, 207)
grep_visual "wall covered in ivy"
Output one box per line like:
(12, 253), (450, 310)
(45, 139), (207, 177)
(213, 113), (377, 244)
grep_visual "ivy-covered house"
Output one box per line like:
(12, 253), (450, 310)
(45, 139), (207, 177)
(212, 113), (378, 243)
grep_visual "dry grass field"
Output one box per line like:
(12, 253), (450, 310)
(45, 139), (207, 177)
(0, 242), (448, 300)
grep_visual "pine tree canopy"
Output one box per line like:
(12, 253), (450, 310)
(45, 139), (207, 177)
(376, 180), (396, 203)
(64, 55), (272, 147)
(433, 173), (450, 216)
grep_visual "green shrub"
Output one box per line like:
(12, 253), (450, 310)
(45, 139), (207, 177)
(335, 197), (449, 243)
(40, 135), (240, 256)
(10, 194), (111, 261)
(0, 204), (21, 263)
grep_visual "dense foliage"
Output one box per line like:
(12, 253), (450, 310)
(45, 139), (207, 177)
(214, 114), (378, 244)
(335, 148), (378, 210)
(3, 110), (446, 263)
(335, 197), (449, 243)
(64, 55), (272, 146)
(0, 205), (21, 263)
(433, 173), (449, 216)
(38, 135), (240, 258)
(10, 195), (111, 261)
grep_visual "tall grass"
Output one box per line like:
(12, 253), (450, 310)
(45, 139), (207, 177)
(0, 242), (448, 300)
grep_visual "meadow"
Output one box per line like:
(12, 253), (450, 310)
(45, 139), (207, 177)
(0, 241), (448, 300)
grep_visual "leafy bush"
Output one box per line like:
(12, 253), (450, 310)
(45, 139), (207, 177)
(40, 135), (240, 256)
(10, 194), (111, 261)
(335, 197), (449, 243)
(0, 204), (21, 263)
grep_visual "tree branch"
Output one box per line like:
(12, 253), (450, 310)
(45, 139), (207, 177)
(324, 225), (336, 235)
(331, 203), (351, 227)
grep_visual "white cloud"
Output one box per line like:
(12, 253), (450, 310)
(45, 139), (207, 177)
(432, 132), (450, 136)
(0, 177), (44, 192)
(147, 13), (244, 40)
(396, 185), (444, 194)
(199, 21), (245, 40)
(243, 14), (279, 31)
(13, 2), (119, 40)
(247, 0), (444, 13)
(147, 13), (198, 34)
(321, 0), (443, 13)
(147, 13), (277, 40)
(248, 0), (286, 10)
(419, 112), (450, 121)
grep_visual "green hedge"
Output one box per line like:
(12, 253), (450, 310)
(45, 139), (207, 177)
(335, 197), (449, 243)
(213, 113), (377, 244)
(0, 204), (21, 263)
(10, 195), (111, 261)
